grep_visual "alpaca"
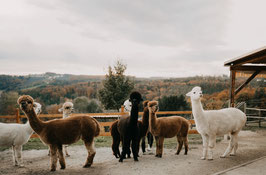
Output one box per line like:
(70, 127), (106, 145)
(148, 101), (190, 158)
(0, 102), (42, 167)
(58, 101), (74, 157)
(48, 101), (74, 157)
(117, 91), (143, 162)
(17, 95), (100, 171)
(123, 99), (132, 112)
(186, 86), (247, 160)
(110, 100), (150, 159)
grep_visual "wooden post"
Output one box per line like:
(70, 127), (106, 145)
(259, 110), (261, 128)
(121, 105), (124, 113)
(230, 69), (236, 107)
(16, 108), (20, 123)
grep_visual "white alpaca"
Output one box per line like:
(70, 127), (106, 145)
(58, 101), (74, 157)
(186, 86), (246, 160)
(0, 102), (42, 167)
(123, 99), (132, 113)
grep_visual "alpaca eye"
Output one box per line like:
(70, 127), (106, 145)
(65, 107), (70, 109)
(193, 92), (196, 94)
(28, 101), (32, 104)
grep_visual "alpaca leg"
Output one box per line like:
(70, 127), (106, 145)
(84, 140), (96, 168)
(201, 135), (209, 160)
(147, 132), (154, 151)
(221, 133), (236, 158)
(49, 145), (58, 171)
(119, 137), (130, 162)
(57, 145), (66, 169)
(155, 136), (160, 157)
(12, 146), (18, 166)
(141, 137), (146, 153)
(112, 135), (121, 158)
(230, 133), (239, 156)
(132, 138), (139, 161)
(207, 135), (216, 160)
(231, 136), (239, 156)
(156, 137), (164, 158)
(64, 145), (70, 157)
(15, 145), (24, 167)
(176, 136), (183, 155)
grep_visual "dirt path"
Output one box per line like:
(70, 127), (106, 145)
(1, 130), (266, 175)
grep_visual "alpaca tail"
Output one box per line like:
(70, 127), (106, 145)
(91, 117), (101, 137)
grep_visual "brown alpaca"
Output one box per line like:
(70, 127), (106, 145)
(17, 95), (100, 171)
(110, 100), (150, 158)
(148, 101), (189, 158)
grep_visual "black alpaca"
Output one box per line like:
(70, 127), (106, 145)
(117, 91), (143, 162)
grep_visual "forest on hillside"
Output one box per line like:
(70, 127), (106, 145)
(0, 73), (265, 115)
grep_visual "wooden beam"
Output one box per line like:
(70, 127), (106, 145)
(235, 70), (261, 95)
(230, 70), (236, 107)
(231, 65), (266, 72)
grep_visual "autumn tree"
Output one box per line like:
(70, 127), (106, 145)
(98, 60), (134, 111)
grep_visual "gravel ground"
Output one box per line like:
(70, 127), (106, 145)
(1, 130), (266, 175)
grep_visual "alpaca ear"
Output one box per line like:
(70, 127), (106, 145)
(186, 91), (191, 97)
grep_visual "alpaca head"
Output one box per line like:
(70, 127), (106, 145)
(186, 86), (203, 100)
(17, 95), (35, 113)
(129, 91), (143, 106)
(143, 100), (149, 108)
(33, 102), (42, 115)
(58, 101), (74, 115)
(148, 101), (159, 113)
(123, 99), (132, 112)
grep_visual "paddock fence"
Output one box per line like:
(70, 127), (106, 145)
(0, 106), (198, 138)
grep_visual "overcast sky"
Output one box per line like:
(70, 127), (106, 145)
(0, 0), (265, 78)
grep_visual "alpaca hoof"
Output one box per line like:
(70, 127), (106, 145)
(119, 159), (123, 162)
(184, 153), (188, 155)
(175, 152), (180, 155)
(155, 154), (162, 158)
(134, 158), (139, 161)
(65, 154), (70, 157)
(230, 154), (236, 156)
(220, 155), (226, 158)
(207, 158), (213, 161)
(83, 164), (91, 168)
(18, 164), (25, 168)
(200, 157), (206, 160)
(50, 168), (56, 172)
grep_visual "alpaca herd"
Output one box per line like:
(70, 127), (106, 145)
(0, 86), (247, 172)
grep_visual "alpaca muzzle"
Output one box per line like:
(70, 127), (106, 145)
(21, 102), (27, 109)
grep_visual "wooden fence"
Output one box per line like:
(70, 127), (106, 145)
(0, 107), (198, 138)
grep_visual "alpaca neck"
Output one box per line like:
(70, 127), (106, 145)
(142, 108), (149, 133)
(149, 111), (157, 131)
(24, 109), (44, 134)
(191, 99), (207, 127)
(129, 104), (139, 127)
(24, 120), (34, 136)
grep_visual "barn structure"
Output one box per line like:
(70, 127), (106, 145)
(224, 46), (266, 107)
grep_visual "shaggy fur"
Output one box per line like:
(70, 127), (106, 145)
(17, 95), (100, 171)
(0, 102), (42, 167)
(148, 101), (190, 158)
(117, 91), (143, 162)
(110, 100), (150, 158)
(186, 86), (247, 160)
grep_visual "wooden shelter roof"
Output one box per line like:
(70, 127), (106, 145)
(224, 46), (266, 74)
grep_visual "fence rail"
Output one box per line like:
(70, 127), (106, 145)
(0, 108), (197, 137)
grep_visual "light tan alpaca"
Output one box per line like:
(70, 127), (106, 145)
(17, 95), (100, 171)
(148, 101), (190, 158)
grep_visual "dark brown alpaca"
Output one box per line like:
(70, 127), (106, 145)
(117, 91), (143, 162)
(17, 95), (100, 171)
(148, 101), (190, 158)
(110, 100), (150, 158)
